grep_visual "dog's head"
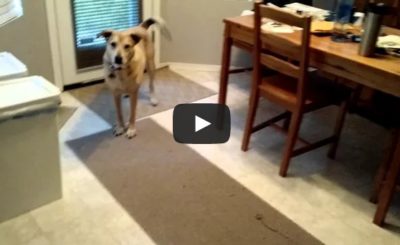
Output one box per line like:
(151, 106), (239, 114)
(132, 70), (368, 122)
(98, 30), (142, 69)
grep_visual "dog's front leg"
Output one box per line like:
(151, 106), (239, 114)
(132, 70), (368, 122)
(126, 90), (139, 139)
(113, 93), (125, 136)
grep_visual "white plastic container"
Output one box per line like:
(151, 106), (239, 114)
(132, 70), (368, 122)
(0, 76), (61, 223)
(0, 52), (28, 81)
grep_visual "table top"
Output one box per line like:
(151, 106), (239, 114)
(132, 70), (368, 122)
(224, 15), (400, 83)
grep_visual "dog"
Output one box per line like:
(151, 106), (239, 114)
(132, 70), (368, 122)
(98, 18), (169, 139)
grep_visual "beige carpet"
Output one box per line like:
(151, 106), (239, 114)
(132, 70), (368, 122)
(68, 68), (216, 125)
(67, 119), (321, 245)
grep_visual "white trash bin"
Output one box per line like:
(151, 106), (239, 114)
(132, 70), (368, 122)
(0, 52), (28, 81)
(0, 76), (62, 223)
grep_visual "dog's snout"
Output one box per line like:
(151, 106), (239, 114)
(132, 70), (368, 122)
(115, 55), (123, 65)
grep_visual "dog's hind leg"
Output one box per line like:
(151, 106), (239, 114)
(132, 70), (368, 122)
(113, 93), (125, 136)
(147, 59), (158, 106)
(126, 90), (139, 139)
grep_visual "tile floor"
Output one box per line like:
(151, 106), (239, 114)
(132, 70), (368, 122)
(1, 67), (399, 245)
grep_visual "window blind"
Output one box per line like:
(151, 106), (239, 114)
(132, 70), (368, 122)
(71, 0), (141, 69)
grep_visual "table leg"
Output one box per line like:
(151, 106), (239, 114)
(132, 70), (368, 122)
(370, 129), (398, 203)
(373, 129), (400, 226)
(218, 25), (233, 105)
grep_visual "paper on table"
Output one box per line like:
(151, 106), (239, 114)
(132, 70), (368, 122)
(285, 3), (328, 14)
(241, 4), (296, 33)
(241, 10), (254, 16)
(262, 21), (295, 33)
(377, 35), (400, 49)
(311, 21), (334, 33)
(284, 2), (329, 20)
(240, 2), (281, 16)
(240, 3), (315, 33)
(0, 0), (23, 28)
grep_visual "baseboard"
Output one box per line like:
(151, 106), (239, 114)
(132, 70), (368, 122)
(167, 62), (247, 73)
(157, 62), (170, 69)
(167, 62), (222, 72)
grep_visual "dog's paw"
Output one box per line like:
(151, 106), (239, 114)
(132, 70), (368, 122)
(113, 126), (125, 137)
(126, 128), (137, 139)
(150, 97), (158, 107)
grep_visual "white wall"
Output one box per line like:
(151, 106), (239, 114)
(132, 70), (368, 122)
(160, 0), (252, 66)
(160, 0), (336, 66)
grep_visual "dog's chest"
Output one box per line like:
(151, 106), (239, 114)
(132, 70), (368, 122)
(105, 70), (141, 92)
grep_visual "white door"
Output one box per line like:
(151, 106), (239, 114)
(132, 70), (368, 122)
(48, 0), (157, 86)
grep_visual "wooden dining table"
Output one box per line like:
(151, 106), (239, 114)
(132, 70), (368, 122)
(218, 14), (400, 225)
(219, 15), (400, 103)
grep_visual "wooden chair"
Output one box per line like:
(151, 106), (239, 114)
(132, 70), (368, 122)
(242, 1), (350, 177)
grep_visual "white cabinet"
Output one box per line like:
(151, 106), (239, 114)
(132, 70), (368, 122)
(0, 76), (62, 222)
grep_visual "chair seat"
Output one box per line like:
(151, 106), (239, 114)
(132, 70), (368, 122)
(258, 74), (349, 112)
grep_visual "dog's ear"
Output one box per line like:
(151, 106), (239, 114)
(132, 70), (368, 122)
(130, 34), (141, 44)
(97, 30), (113, 40)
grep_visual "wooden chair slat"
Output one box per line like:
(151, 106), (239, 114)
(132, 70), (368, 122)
(259, 5), (307, 28)
(261, 33), (301, 60)
(260, 53), (300, 78)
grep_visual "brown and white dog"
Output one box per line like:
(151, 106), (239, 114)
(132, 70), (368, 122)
(98, 18), (169, 139)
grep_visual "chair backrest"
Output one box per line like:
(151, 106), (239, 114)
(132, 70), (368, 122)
(253, 1), (312, 104)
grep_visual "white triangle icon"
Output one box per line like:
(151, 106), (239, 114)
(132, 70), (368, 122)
(195, 115), (211, 132)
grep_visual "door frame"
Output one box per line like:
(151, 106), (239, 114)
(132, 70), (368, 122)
(45, 0), (160, 89)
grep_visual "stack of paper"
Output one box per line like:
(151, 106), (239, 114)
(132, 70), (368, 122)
(284, 2), (329, 20)
(377, 35), (400, 49)
(262, 21), (296, 33)
(311, 21), (334, 33)
(0, 0), (23, 28)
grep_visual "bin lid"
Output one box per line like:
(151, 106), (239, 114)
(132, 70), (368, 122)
(0, 76), (60, 121)
(0, 52), (28, 81)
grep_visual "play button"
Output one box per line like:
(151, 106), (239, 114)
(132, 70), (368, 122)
(195, 116), (211, 132)
(173, 104), (231, 144)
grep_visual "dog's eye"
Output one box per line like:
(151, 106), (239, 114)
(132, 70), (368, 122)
(110, 42), (117, 48)
(124, 44), (131, 50)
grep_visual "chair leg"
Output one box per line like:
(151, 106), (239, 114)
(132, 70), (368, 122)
(328, 99), (349, 159)
(373, 133), (400, 226)
(279, 111), (303, 177)
(241, 91), (260, 152)
(370, 130), (398, 203)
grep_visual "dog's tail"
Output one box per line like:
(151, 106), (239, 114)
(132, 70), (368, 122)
(141, 18), (158, 29)
(141, 17), (172, 41)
